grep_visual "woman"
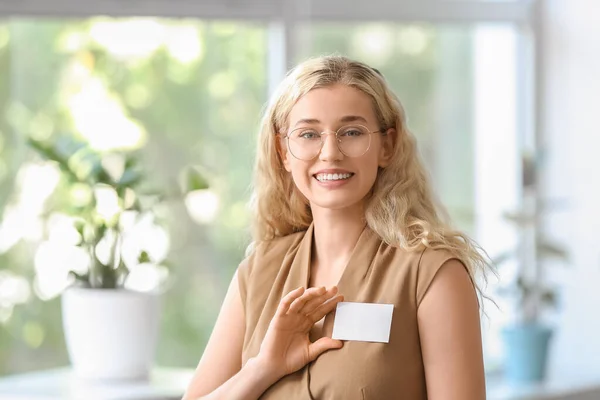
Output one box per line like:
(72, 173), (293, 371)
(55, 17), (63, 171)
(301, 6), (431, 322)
(184, 56), (489, 399)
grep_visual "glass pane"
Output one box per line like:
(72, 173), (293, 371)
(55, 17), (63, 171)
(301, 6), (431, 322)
(0, 17), (267, 374)
(296, 22), (520, 370)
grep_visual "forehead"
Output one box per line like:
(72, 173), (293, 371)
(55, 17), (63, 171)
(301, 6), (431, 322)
(288, 84), (377, 127)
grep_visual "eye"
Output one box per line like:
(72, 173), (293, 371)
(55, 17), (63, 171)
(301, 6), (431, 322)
(295, 129), (320, 140)
(339, 126), (365, 137)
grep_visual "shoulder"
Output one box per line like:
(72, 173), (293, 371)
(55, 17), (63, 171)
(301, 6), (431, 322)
(240, 230), (307, 276)
(415, 247), (468, 307)
(380, 243), (459, 275)
(418, 247), (460, 268)
(237, 229), (308, 299)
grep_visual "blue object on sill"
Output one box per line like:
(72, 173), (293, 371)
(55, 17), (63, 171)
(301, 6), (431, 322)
(502, 323), (553, 384)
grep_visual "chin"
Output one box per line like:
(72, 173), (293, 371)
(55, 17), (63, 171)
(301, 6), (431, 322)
(296, 179), (371, 212)
(309, 195), (366, 212)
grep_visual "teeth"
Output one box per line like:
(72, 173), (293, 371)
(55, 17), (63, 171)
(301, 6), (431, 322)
(315, 173), (353, 182)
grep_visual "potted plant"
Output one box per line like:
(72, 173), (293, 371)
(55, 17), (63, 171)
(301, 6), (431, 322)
(28, 135), (207, 381)
(494, 152), (569, 384)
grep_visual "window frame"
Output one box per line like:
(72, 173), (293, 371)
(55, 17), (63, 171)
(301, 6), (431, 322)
(0, 0), (533, 22)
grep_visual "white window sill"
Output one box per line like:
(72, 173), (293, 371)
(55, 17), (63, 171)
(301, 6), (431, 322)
(1, 367), (600, 400)
(487, 374), (600, 400)
(0, 367), (194, 400)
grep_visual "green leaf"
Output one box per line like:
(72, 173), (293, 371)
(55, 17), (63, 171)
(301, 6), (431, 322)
(537, 239), (569, 262)
(27, 138), (60, 162)
(73, 220), (86, 245)
(27, 137), (79, 181)
(541, 289), (557, 307)
(138, 250), (151, 264)
(184, 166), (209, 192)
(115, 258), (130, 287)
(96, 166), (115, 186)
(124, 155), (140, 171)
(100, 268), (118, 289)
(516, 276), (534, 298)
(128, 198), (142, 212)
(118, 168), (143, 188)
(503, 210), (535, 226)
(68, 270), (91, 287)
(68, 147), (102, 183)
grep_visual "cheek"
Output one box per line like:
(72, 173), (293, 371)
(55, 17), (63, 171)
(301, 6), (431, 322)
(360, 168), (380, 196)
(361, 155), (381, 185)
(288, 161), (312, 191)
(365, 166), (379, 185)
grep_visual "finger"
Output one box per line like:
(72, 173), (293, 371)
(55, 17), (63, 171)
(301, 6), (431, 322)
(288, 286), (326, 314)
(299, 286), (339, 315)
(308, 337), (344, 362)
(308, 294), (344, 323)
(276, 287), (305, 317)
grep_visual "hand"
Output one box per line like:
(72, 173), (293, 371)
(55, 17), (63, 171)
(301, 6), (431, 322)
(255, 286), (344, 380)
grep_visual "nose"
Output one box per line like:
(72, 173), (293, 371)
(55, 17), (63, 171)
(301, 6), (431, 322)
(319, 132), (343, 161)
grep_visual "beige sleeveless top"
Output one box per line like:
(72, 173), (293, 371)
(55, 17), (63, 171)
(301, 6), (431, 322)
(238, 223), (459, 400)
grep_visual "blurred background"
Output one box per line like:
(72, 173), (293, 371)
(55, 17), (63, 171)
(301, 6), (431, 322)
(0, 0), (598, 395)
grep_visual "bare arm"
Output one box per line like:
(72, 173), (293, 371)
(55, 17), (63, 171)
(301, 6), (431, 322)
(186, 357), (278, 400)
(184, 269), (268, 399)
(183, 264), (344, 400)
(418, 259), (486, 400)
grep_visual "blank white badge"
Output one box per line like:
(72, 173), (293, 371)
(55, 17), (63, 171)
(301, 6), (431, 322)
(331, 302), (394, 343)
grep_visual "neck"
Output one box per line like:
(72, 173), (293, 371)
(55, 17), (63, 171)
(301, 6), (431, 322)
(310, 204), (367, 274)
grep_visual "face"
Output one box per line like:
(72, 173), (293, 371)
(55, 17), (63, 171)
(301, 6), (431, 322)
(280, 84), (395, 212)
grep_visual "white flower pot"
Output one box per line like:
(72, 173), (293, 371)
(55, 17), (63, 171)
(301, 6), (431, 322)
(61, 287), (161, 381)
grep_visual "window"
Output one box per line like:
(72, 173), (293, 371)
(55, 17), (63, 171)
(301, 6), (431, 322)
(0, 0), (534, 376)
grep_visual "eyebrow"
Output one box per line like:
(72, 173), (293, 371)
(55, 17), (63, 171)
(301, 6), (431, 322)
(293, 115), (368, 127)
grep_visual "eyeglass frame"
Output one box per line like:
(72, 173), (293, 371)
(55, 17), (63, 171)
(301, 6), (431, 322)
(279, 124), (386, 161)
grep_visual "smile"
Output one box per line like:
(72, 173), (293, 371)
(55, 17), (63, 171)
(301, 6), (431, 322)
(314, 173), (354, 182)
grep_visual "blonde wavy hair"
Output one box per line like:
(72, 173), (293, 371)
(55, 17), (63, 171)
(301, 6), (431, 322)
(251, 55), (492, 293)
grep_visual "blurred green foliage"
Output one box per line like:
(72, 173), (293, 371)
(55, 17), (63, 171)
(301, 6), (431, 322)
(0, 18), (266, 374)
(28, 134), (209, 288)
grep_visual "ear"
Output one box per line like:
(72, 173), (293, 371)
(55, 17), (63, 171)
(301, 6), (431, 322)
(378, 128), (396, 168)
(276, 135), (292, 172)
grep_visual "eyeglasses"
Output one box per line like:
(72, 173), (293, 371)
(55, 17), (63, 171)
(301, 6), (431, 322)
(283, 124), (383, 161)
